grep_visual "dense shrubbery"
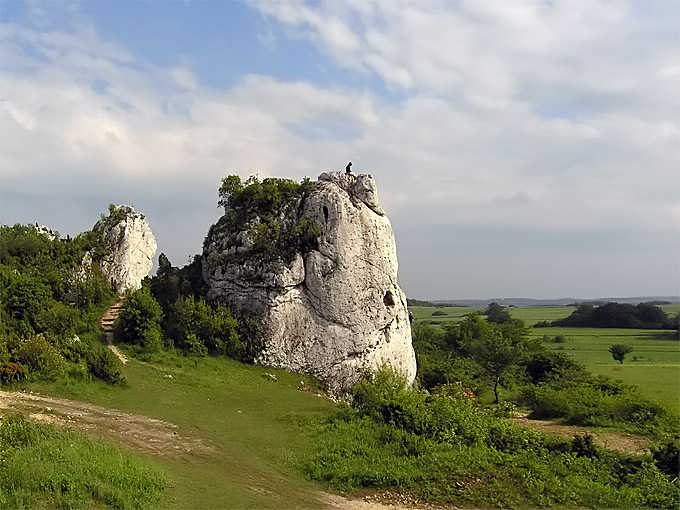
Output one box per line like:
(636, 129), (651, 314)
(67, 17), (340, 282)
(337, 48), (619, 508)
(303, 367), (679, 508)
(412, 313), (541, 402)
(519, 380), (676, 435)
(205, 175), (320, 264)
(0, 219), (119, 386)
(412, 309), (678, 438)
(545, 302), (679, 330)
(114, 288), (164, 353)
(139, 253), (263, 362)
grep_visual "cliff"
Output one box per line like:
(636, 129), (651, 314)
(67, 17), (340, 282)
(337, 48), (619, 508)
(203, 172), (416, 392)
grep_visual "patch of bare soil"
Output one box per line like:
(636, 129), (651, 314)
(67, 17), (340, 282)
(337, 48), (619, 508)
(0, 390), (207, 457)
(322, 491), (457, 510)
(512, 413), (653, 455)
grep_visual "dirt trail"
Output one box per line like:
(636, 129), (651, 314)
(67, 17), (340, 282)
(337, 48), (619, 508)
(0, 390), (206, 457)
(512, 413), (653, 455)
(99, 297), (128, 365)
(0, 390), (441, 509)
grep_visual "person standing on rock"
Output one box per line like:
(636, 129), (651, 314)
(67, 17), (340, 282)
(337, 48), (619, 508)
(345, 161), (352, 174)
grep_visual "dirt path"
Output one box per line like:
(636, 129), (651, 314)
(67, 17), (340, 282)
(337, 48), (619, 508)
(512, 413), (653, 455)
(0, 390), (206, 457)
(99, 297), (128, 365)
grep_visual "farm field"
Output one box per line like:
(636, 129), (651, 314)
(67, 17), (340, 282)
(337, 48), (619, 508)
(26, 352), (336, 509)
(410, 305), (481, 325)
(409, 304), (680, 412)
(535, 327), (679, 410)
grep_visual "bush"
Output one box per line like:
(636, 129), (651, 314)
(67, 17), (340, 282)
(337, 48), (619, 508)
(520, 380), (676, 435)
(302, 367), (680, 509)
(56, 334), (92, 363)
(115, 289), (163, 352)
(15, 334), (65, 381)
(352, 368), (489, 447)
(86, 345), (126, 385)
(172, 296), (242, 358)
(524, 351), (586, 384)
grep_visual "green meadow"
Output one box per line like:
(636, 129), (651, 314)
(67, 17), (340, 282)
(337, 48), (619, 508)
(411, 304), (680, 412)
(27, 353), (336, 509)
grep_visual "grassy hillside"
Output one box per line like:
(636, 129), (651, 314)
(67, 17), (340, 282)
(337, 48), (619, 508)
(28, 351), (336, 509)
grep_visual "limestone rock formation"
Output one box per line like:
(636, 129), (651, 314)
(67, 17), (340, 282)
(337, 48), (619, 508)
(96, 205), (157, 293)
(203, 172), (416, 392)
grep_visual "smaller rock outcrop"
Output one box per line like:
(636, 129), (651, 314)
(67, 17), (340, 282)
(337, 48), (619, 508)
(96, 205), (157, 293)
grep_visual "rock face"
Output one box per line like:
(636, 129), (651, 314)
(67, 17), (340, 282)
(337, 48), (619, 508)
(98, 205), (157, 293)
(203, 172), (416, 392)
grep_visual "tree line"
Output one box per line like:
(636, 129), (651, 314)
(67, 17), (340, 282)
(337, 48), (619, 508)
(535, 302), (679, 330)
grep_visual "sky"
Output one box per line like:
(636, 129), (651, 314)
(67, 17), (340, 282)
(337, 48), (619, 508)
(1, 0), (678, 301)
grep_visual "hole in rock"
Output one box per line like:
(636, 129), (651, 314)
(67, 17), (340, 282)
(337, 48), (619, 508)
(383, 290), (395, 306)
(323, 206), (329, 223)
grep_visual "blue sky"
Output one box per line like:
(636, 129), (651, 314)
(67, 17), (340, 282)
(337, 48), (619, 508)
(1, 0), (678, 300)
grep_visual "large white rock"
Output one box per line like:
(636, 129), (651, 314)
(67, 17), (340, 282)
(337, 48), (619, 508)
(98, 205), (157, 293)
(203, 172), (416, 392)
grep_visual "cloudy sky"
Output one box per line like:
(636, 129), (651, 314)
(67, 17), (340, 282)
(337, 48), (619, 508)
(1, 0), (678, 300)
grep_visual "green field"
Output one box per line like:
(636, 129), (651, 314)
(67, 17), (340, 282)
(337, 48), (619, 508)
(29, 353), (336, 509)
(411, 305), (481, 325)
(410, 304), (680, 412)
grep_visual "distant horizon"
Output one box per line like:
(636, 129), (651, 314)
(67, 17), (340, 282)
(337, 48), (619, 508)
(408, 295), (680, 304)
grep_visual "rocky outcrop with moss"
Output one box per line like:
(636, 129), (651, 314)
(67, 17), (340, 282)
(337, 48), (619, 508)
(203, 173), (416, 392)
(94, 205), (157, 293)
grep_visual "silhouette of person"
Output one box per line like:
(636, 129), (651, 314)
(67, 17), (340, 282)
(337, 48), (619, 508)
(345, 161), (352, 174)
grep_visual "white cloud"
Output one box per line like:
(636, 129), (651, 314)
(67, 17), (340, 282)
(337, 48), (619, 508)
(1, 1), (678, 298)
(169, 67), (199, 90)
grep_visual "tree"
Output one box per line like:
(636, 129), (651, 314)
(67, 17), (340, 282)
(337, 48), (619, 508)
(464, 314), (534, 404)
(483, 302), (512, 324)
(608, 344), (633, 364)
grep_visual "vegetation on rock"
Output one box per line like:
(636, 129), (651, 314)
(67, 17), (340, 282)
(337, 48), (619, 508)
(205, 175), (320, 264)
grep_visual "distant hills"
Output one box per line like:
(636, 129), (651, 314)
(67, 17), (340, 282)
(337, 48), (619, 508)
(411, 296), (680, 307)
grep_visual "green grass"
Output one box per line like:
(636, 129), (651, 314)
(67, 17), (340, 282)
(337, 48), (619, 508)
(301, 373), (679, 509)
(28, 350), (337, 509)
(410, 305), (680, 413)
(410, 305), (481, 326)
(534, 327), (680, 411)
(0, 414), (166, 509)
(508, 305), (574, 325)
